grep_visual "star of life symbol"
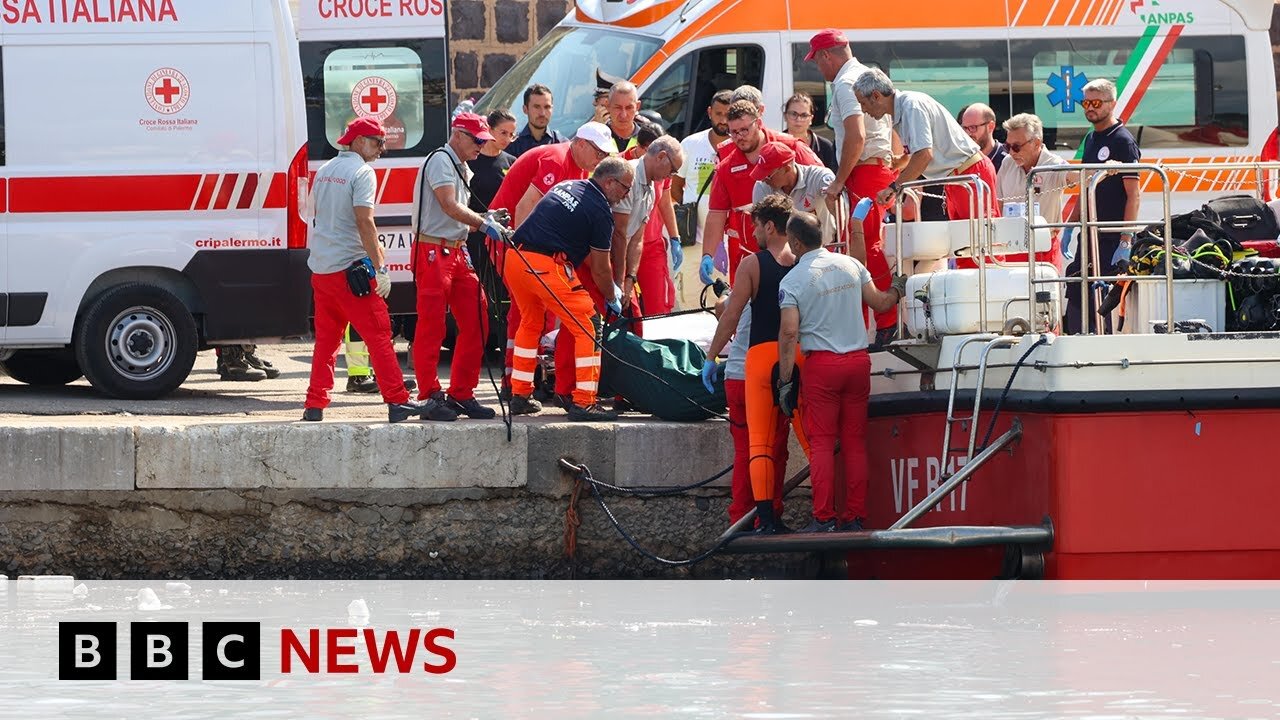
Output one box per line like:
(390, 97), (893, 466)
(146, 68), (190, 115)
(351, 76), (398, 121)
(1047, 65), (1087, 113)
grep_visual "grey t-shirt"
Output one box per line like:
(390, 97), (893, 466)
(414, 144), (472, 242)
(724, 304), (752, 381)
(752, 164), (836, 242)
(893, 90), (981, 179)
(612, 157), (656, 239)
(778, 247), (873, 354)
(308, 151), (376, 275)
(829, 57), (893, 163)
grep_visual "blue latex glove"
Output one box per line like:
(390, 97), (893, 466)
(853, 196), (874, 221)
(699, 254), (716, 285)
(481, 216), (506, 244)
(700, 359), (721, 394)
(605, 283), (623, 318)
(669, 237), (684, 271)
(1111, 238), (1132, 268)
(1061, 226), (1076, 262)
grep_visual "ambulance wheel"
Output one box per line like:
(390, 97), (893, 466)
(75, 283), (198, 400)
(0, 349), (83, 386)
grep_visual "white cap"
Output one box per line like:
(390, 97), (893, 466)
(574, 121), (619, 155)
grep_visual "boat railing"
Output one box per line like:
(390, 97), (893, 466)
(1024, 162), (1174, 334)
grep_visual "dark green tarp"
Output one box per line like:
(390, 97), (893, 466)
(599, 320), (726, 422)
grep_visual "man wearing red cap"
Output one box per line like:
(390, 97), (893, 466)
(409, 112), (509, 420)
(489, 121), (618, 396)
(807, 29), (900, 338)
(699, 99), (823, 287)
(750, 141), (837, 239)
(302, 117), (437, 424)
(853, 68), (1000, 221)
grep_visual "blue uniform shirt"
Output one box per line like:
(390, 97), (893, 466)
(512, 179), (614, 267)
(508, 126), (567, 159)
(1082, 121), (1141, 224)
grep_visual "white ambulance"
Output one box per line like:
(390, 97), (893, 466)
(476, 0), (1278, 215)
(0, 0), (311, 399)
(293, 0), (450, 317)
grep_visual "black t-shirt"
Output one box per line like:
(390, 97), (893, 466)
(511, 179), (614, 267)
(1082, 121), (1141, 224)
(467, 151), (514, 213)
(808, 131), (839, 173)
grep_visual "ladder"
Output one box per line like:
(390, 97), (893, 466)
(940, 334), (1021, 465)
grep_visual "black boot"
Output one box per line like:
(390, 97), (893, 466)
(752, 501), (785, 535)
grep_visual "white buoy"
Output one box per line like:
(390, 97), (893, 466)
(73, 583), (89, 598)
(165, 582), (192, 595)
(136, 587), (171, 611)
(16, 575), (75, 593)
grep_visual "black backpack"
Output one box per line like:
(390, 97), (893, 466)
(1200, 195), (1280, 244)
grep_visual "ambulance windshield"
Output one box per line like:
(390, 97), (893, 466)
(475, 27), (662, 138)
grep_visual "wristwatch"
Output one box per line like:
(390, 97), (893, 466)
(626, 273), (638, 283)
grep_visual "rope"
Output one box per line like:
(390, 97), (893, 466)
(560, 460), (736, 568)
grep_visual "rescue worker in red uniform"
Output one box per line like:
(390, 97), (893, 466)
(505, 157), (635, 421)
(777, 212), (906, 531)
(702, 194), (809, 533)
(302, 117), (438, 423)
(488, 122), (619, 395)
(409, 112), (506, 419)
(699, 99), (823, 287)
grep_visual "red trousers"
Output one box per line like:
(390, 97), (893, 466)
(637, 233), (675, 316)
(553, 265), (641, 397)
(726, 210), (754, 285)
(412, 242), (488, 401)
(800, 350), (870, 524)
(845, 163), (899, 330)
(306, 270), (410, 409)
(944, 155), (1001, 220)
(725, 377), (788, 523)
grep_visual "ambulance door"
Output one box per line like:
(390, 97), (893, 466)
(0, 46), (8, 342)
(639, 40), (768, 139)
(299, 37), (449, 315)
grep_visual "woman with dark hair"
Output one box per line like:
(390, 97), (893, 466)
(783, 92), (838, 172)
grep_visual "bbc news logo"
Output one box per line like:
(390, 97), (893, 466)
(58, 622), (457, 680)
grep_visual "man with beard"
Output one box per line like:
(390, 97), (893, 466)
(959, 102), (1008, 172)
(507, 84), (565, 159)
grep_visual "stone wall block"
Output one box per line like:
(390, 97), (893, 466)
(0, 426), (134, 491)
(450, 0), (486, 40)
(454, 51), (479, 90)
(525, 423), (616, 497)
(613, 422), (733, 489)
(136, 423), (528, 490)
(495, 0), (529, 44)
(481, 53), (518, 87)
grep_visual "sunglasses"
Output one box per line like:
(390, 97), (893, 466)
(463, 132), (487, 147)
(1006, 140), (1037, 153)
(364, 136), (386, 147)
(1081, 99), (1112, 110)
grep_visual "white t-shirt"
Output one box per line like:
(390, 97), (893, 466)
(995, 146), (1069, 223)
(308, 151), (376, 275)
(678, 130), (720, 244)
(893, 90), (981, 179)
(829, 57), (893, 164)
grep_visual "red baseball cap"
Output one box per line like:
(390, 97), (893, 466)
(750, 142), (796, 182)
(804, 29), (848, 61)
(337, 116), (385, 145)
(452, 112), (495, 142)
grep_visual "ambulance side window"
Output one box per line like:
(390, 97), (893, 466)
(641, 46), (764, 140)
(792, 40), (1009, 143)
(1009, 35), (1247, 152)
(300, 39), (449, 160)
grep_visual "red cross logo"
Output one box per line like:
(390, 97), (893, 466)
(145, 68), (190, 115)
(154, 78), (181, 105)
(361, 87), (387, 113)
(350, 77), (398, 121)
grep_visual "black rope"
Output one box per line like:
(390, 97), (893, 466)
(976, 335), (1049, 452)
(563, 460), (737, 567)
